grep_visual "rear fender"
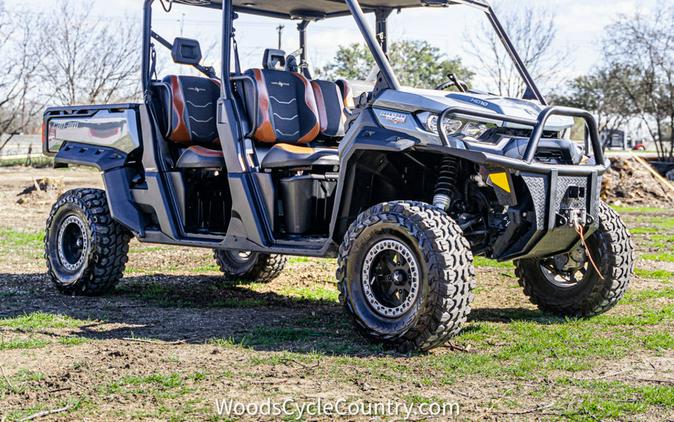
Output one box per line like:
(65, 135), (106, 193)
(55, 143), (146, 237)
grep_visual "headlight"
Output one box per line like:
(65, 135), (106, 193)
(461, 122), (490, 139)
(424, 114), (463, 135)
(418, 112), (497, 141)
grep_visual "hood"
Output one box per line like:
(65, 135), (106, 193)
(373, 87), (574, 132)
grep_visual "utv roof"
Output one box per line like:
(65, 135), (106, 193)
(172, 0), (490, 20)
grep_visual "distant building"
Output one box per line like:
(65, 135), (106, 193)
(601, 129), (630, 150)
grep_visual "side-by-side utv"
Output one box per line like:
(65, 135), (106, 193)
(42, 0), (634, 351)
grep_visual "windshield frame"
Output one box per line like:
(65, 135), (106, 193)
(345, 0), (547, 104)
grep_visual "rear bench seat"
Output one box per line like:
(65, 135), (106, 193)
(159, 74), (226, 169)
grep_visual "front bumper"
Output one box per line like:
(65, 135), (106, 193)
(436, 105), (607, 261)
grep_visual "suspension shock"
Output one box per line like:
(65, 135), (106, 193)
(433, 156), (459, 211)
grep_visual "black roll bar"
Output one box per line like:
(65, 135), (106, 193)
(437, 105), (606, 166)
(345, 0), (400, 91)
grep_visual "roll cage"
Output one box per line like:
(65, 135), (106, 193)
(140, 0), (546, 105)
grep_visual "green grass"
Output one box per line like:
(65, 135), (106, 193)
(474, 256), (513, 269)
(0, 312), (90, 330)
(558, 379), (674, 420)
(104, 372), (199, 403)
(630, 227), (659, 235)
(0, 157), (54, 168)
(612, 206), (669, 214)
(642, 253), (674, 263)
(624, 288), (674, 302)
(275, 284), (339, 303)
(237, 327), (328, 347)
(0, 337), (49, 350)
(637, 216), (674, 230)
(59, 336), (88, 346)
(0, 228), (43, 248)
(635, 268), (674, 280)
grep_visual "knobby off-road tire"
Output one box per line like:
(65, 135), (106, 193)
(337, 201), (476, 352)
(45, 188), (131, 296)
(516, 202), (634, 317)
(214, 250), (287, 284)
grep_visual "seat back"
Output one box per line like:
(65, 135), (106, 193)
(244, 48), (320, 146)
(161, 75), (221, 147)
(311, 80), (346, 139)
(335, 79), (355, 109)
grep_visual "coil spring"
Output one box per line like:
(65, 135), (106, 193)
(433, 156), (459, 210)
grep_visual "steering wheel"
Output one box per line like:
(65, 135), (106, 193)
(435, 73), (468, 93)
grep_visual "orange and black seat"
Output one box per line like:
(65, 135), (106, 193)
(160, 75), (225, 169)
(243, 49), (339, 169)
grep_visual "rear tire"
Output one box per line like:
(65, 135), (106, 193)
(214, 250), (286, 284)
(516, 202), (634, 316)
(45, 189), (130, 296)
(337, 201), (475, 352)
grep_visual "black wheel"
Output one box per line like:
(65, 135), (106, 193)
(337, 201), (475, 352)
(214, 250), (286, 284)
(45, 189), (131, 296)
(516, 202), (634, 316)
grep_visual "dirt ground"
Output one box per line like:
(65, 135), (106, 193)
(0, 167), (673, 421)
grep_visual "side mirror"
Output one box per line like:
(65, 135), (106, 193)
(172, 37), (203, 66)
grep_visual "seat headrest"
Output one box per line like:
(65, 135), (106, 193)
(263, 48), (286, 70)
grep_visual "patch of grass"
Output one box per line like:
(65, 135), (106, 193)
(121, 373), (184, 389)
(635, 268), (674, 280)
(594, 304), (674, 326)
(240, 327), (327, 347)
(631, 227), (659, 235)
(208, 337), (247, 349)
(559, 379), (674, 420)
(624, 288), (674, 302)
(637, 216), (674, 230)
(0, 337), (49, 350)
(0, 312), (90, 330)
(0, 157), (54, 168)
(105, 373), (192, 401)
(0, 228), (43, 248)
(59, 336), (88, 346)
(611, 206), (668, 214)
(642, 332), (674, 350)
(288, 256), (312, 264)
(193, 264), (220, 274)
(277, 284), (339, 303)
(474, 256), (513, 269)
(641, 252), (674, 263)
(128, 246), (170, 254)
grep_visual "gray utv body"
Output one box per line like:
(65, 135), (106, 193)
(41, 0), (607, 269)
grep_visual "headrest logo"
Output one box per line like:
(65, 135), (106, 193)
(271, 81), (290, 88)
(188, 87), (206, 94)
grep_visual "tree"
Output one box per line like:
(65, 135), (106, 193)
(0, 2), (46, 137)
(37, 0), (141, 106)
(320, 40), (474, 89)
(602, 5), (674, 161)
(551, 66), (636, 135)
(466, 4), (563, 97)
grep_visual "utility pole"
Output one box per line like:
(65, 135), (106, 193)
(180, 13), (186, 36)
(276, 24), (285, 50)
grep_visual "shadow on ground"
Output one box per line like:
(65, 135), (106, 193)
(0, 272), (563, 356)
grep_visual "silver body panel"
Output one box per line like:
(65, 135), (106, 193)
(46, 109), (141, 154)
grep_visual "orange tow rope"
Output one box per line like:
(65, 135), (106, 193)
(574, 222), (604, 280)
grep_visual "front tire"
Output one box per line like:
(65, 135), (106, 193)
(45, 189), (131, 296)
(337, 201), (475, 352)
(214, 250), (286, 284)
(516, 202), (634, 316)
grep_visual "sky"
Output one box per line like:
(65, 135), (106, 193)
(4, 0), (660, 92)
